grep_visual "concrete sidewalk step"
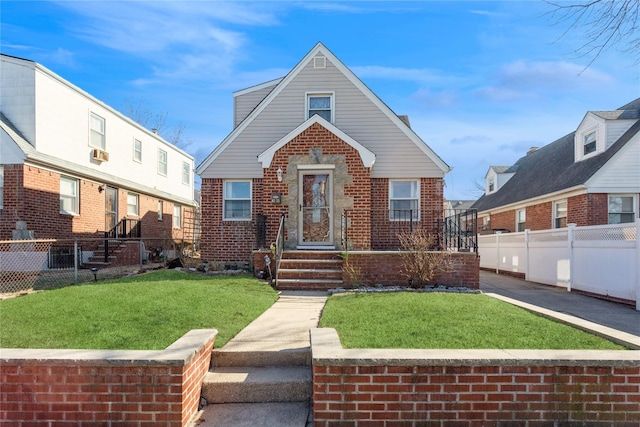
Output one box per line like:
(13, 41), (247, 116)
(201, 366), (312, 403)
(192, 401), (311, 427)
(212, 347), (310, 367)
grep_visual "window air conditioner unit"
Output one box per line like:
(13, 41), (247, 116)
(92, 148), (109, 162)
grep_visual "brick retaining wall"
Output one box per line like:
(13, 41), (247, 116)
(0, 329), (216, 426)
(311, 328), (640, 426)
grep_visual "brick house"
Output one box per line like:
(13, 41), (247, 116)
(196, 43), (479, 288)
(472, 98), (640, 234)
(0, 54), (196, 263)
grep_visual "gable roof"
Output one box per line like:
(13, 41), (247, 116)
(472, 98), (640, 212)
(196, 42), (449, 175)
(258, 115), (375, 168)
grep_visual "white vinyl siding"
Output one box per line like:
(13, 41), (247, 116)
(127, 192), (139, 216)
(60, 176), (79, 215)
(389, 180), (419, 221)
(224, 180), (252, 220)
(234, 82), (279, 127)
(587, 136), (640, 192)
(201, 55), (445, 179)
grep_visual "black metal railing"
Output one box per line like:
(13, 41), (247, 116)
(440, 209), (478, 253)
(275, 213), (285, 274)
(104, 218), (141, 262)
(340, 208), (477, 253)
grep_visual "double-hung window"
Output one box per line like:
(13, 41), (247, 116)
(554, 200), (567, 228)
(182, 161), (190, 185)
(133, 139), (142, 162)
(127, 192), (139, 216)
(307, 93), (333, 122)
(608, 194), (635, 224)
(583, 131), (596, 155)
(224, 180), (252, 220)
(516, 209), (526, 232)
(173, 204), (182, 228)
(389, 180), (419, 221)
(60, 176), (79, 215)
(158, 149), (167, 176)
(90, 112), (106, 150)
(158, 201), (163, 221)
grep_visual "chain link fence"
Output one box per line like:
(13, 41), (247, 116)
(0, 237), (201, 295)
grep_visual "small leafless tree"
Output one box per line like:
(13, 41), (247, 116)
(545, 0), (640, 67)
(123, 97), (193, 149)
(398, 229), (453, 289)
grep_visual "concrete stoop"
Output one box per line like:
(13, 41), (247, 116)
(201, 366), (312, 403)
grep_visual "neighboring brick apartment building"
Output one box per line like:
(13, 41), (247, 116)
(0, 54), (196, 252)
(473, 98), (640, 233)
(195, 43), (451, 267)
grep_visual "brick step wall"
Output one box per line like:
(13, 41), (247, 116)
(276, 250), (344, 290)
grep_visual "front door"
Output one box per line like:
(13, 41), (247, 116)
(299, 171), (333, 246)
(105, 186), (118, 235)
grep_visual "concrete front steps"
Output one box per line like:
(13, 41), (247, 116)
(201, 348), (312, 404)
(276, 250), (343, 290)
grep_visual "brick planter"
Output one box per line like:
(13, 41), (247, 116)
(0, 329), (216, 426)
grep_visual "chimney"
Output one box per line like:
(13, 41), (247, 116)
(398, 115), (411, 128)
(527, 146), (538, 155)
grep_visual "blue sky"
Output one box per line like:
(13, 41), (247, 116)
(2, 0), (638, 199)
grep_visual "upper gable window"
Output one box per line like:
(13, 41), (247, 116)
(583, 131), (596, 155)
(307, 93), (333, 122)
(89, 112), (106, 150)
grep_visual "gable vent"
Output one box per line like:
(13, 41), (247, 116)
(314, 56), (326, 69)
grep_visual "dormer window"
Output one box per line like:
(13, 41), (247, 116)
(489, 178), (495, 192)
(307, 93), (333, 122)
(583, 131), (596, 155)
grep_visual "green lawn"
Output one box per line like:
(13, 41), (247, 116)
(319, 293), (626, 350)
(0, 270), (278, 350)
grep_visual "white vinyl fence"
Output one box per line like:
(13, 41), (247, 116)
(478, 220), (640, 310)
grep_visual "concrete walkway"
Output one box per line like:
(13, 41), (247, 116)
(191, 291), (327, 427)
(191, 274), (639, 426)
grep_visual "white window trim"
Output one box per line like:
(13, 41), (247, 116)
(305, 91), (335, 123)
(158, 149), (168, 176)
(223, 180), (252, 221)
(516, 208), (526, 232)
(608, 193), (637, 224)
(133, 139), (142, 163)
(60, 176), (79, 215)
(553, 200), (567, 229)
(89, 112), (106, 150)
(389, 179), (420, 222)
(576, 126), (600, 162)
(173, 204), (182, 228)
(127, 192), (139, 216)
(182, 161), (190, 185)
(158, 200), (163, 221)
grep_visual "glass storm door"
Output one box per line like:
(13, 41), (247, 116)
(299, 171), (333, 246)
(105, 186), (118, 234)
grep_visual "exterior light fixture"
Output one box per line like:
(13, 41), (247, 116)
(277, 167), (283, 182)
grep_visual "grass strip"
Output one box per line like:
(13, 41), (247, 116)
(0, 270), (278, 350)
(319, 292), (626, 350)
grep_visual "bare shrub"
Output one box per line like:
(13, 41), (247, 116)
(341, 251), (363, 288)
(398, 229), (453, 288)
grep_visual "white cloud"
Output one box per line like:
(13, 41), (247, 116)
(477, 60), (614, 102)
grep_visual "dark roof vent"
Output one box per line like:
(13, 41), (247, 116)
(398, 115), (411, 128)
(527, 146), (538, 155)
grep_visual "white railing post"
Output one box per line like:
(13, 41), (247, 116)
(636, 219), (640, 311)
(495, 231), (502, 274)
(524, 229), (530, 281)
(74, 239), (78, 284)
(567, 223), (576, 292)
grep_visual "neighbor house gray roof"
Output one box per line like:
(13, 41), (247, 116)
(472, 98), (640, 212)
